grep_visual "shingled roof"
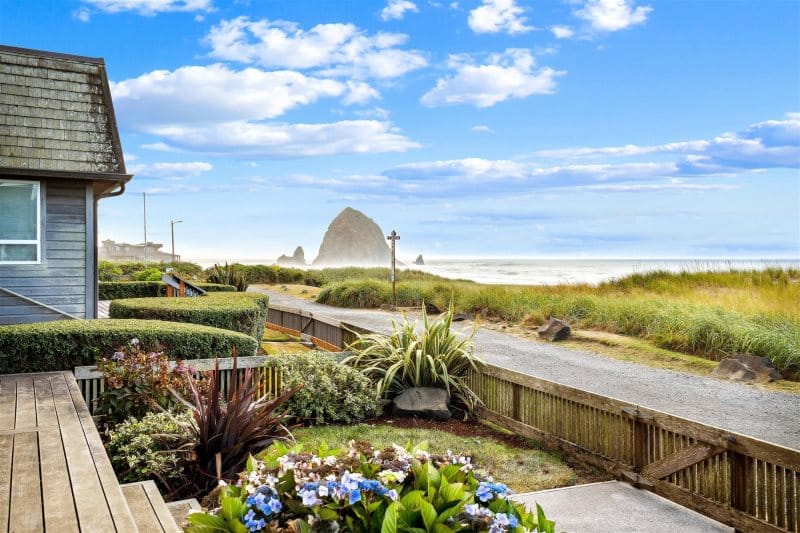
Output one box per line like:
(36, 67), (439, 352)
(0, 45), (130, 189)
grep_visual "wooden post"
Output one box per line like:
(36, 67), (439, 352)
(730, 452), (750, 526)
(386, 230), (400, 309)
(179, 279), (185, 297)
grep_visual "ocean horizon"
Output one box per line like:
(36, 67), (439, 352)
(192, 257), (800, 286)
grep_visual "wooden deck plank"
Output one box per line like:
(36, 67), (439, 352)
(14, 376), (37, 430)
(0, 434), (13, 532)
(63, 372), (139, 533)
(9, 430), (43, 532)
(49, 372), (118, 532)
(122, 483), (165, 533)
(141, 480), (181, 533)
(33, 374), (58, 428)
(0, 376), (17, 430)
(38, 427), (80, 533)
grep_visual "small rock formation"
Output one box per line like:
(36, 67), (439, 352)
(277, 246), (306, 266)
(313, 207), (392, 266)
(538, 317), (571, 341)
(731, 354), (782, 381)
(393, 387), (451, 420)
(414, 254), (425, 265)
(711, 359), (757, 381)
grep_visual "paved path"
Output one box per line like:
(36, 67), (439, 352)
(255, 288), (800, 450)
(513, 481), (732, 533)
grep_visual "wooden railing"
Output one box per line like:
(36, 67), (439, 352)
(74, 356), (283, 414)
(265, 303), (800, 533)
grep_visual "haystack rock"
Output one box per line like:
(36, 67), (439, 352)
(313, 207), (392, 266)
(277, 246), (306, 266)
(414, 254), (425, 265)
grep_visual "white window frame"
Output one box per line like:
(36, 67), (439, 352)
(0, 179), (41, 265)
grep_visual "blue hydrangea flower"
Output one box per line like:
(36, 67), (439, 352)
(349, 490), (362, 505)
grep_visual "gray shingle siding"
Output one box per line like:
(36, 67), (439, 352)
(0, 180), (94, 324)
(0, 50), (121, 174)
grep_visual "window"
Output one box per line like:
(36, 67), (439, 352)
(0, 180), (41, 263)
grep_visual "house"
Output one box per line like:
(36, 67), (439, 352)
(99, 239), (178, 263)
(0, 45), (131, 324)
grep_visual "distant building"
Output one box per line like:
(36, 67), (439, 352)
(99, 239), (178, 263)
(0, 46), (132, 324)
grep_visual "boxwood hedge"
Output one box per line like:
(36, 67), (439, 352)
(109, 292), (269, 341)
(99, 281), (236, 300)
(0, 319), (258, 374)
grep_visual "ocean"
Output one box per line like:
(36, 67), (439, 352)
(399, 258), (800, 285)
(203, 257), (800, 286)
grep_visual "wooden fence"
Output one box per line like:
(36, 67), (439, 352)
(74, 356), (284, 414)
(265, 304), (800, 533)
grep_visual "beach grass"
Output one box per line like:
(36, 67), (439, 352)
(314, 268), (800, 376)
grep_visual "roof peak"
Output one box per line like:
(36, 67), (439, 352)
(0, 45), (104, 65)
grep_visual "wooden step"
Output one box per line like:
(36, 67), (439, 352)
(166, 498), (201, 529)
(120, 480), (181, 533)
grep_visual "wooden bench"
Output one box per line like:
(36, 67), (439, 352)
(0, 371), (177, 532)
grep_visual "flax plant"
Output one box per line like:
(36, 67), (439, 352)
(344, 305), (482, 412)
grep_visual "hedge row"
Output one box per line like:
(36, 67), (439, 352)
(0, 319), (258, 374)
(99, 281), (236, 300)
(109, 292), (269, 341)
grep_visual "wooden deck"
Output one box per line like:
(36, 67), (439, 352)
(120, 481), (181, 533)
(0, 371), (139, 532)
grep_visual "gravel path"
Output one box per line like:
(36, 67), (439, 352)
(255, 288), (800, 450)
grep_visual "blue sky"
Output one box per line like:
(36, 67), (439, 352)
(2, 0), (799, 262)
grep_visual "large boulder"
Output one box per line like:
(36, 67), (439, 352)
(313, 207), (393, 266)
(711, 358), (757, 381)
(731, 354), (782, 381)
(538, 318), (571, 341)
(276, 246), (306, 267)
(393, 387), (451, 420)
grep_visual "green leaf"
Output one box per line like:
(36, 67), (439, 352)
(419, 500), (438, 531)
(381, 501), (399, 533)
(185, 512), (229, 531)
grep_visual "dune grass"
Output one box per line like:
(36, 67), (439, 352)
(286, 422), (577, 493)
(315, 268), (800, 376)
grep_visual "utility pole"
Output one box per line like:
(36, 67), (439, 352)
(171, 219), (183, 263)
(142, 192), (148, 265)
(386, 230), (400, 309)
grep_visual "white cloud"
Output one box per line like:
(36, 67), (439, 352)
(550, 25), (574, 39)
(111, 64), (346, 126)
(421, 49), (564, 108)
(144, 120), (419, 158)
(354, 107), (392, 120)
(141, 142), (182, 152)
(576, 182), (738, 193)
(468, 0), (532, 34)
(534, 140), (709, 158)
(82, 0), (212, 15)
(342, 81), (381, 105)
(205, 17), (427, 79)
(574, 0), (652, 32)
(381, 0), (418, 21)
(128, 161), (213, 179)
(73, 7), (91, 22)
(471, 125), (495, 134)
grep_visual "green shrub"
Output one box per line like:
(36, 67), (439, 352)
(99, 281), (236, 300)
(0, 319), (257, 373)
(205, 262), (249, 291)
(133, 268), (164, 281)
(99, 261), (123, 281)
(109, 292), (269, 341)
(107, 411), (192, 494)
(317, 279), (392, 308)
(267, 352), (380, 424)
(345, 306), (481, 412)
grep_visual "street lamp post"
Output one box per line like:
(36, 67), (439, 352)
(171, 220), (183, 263)
(386, 230), (400, 309)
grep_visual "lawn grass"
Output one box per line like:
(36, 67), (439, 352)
(262, 328), (300, 342)
(314, 268), (800, 376)
(261, 341), (311, 355)
(284, 422), (577, 493)
(257, 283), (324, 301)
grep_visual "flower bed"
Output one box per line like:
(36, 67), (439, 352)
(187, 441), (554, 532)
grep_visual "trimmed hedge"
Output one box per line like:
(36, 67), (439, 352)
(0, 319), (258, 374)
(109, 292), (269, 341)
(99, 281), (236, 300)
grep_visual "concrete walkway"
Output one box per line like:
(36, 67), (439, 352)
(513, 481), (732, 533)
(254, 288), (800, 450)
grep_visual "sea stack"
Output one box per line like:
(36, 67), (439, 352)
(277, 246), (306, 266)
(414, 254), (425, 265)
(313, 207), (392, 266)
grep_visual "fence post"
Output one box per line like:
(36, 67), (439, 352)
(730, 452), (750, 532)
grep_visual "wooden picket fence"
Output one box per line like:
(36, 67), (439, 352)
(266, 304), (800, 533)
